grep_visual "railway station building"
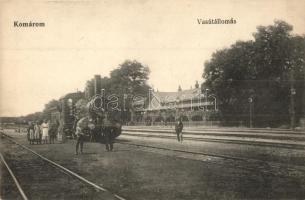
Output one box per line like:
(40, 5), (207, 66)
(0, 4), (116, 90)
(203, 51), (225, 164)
(133, 82), (218, 125)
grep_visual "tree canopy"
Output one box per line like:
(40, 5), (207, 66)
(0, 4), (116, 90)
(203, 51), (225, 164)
(108, 60), (150, 96)
(42, 99), (60, 120)
(202, 20), (305, 127)
(108, 60), (150, 122)
(83, 60), (151, 122)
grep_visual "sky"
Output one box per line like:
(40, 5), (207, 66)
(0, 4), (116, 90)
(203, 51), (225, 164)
(0, 0), (305, 117)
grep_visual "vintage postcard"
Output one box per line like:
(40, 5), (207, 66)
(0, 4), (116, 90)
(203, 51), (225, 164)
(0, 0), (305, 199)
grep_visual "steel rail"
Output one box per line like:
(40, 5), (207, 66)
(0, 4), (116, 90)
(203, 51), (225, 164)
(117, 140), (305, 179)
(117, 141), (245, 161)
(121, 132), (305, 150)
(1, 132), (126, 200)
(0, 152), (29, 200)
(123, 127), (304, 134)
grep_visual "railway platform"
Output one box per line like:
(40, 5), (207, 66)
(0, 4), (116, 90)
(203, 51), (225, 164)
(123, 126), (305, 149)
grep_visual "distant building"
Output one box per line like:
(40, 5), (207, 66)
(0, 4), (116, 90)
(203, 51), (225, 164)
(133, 82), (216, 123)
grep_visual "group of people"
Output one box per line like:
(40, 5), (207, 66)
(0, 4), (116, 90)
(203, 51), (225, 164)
(28, 116), (182, 154)
(75, 115), (116, 155)
(74, 116), (183, 155)
(27, 119), (58, 145)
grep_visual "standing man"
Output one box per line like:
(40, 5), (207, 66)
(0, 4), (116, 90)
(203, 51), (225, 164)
(49, 120), (59, 144)
(75, 125), (85, 155)
(175, 118), (184, 143)
(103, 114), (114, 151)
(88, 119), (95, 142)
(38, 120), (43, 144)
(75, 117), (91, 155)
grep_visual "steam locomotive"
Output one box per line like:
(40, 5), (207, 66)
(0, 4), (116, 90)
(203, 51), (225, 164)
(50, 91), (122, 143)
(76, 95), (122, 143)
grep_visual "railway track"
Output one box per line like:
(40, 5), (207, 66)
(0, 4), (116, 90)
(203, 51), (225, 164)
(123, 128), (305, 140)
(0, 152), (27, 200)
(2, 130), (305, 199)
(117, 140), (305, 180)
(121, 132), (305, 150)
(123, 126), (304, 134)
(0, 133), (126, 200)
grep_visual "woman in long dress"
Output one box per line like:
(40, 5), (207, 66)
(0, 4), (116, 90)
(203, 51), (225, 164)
(57, 119), (65, 143)
(41, 120), (49, 144)
(34, 122), (41, 144)
(27, 122), (35, 145)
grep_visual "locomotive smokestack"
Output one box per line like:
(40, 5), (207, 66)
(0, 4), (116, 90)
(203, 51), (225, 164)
(94, 75), (101, 96)
(101, 88), (105, 97)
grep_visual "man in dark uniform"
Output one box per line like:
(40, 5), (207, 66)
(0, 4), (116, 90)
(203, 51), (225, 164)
(75, 126), (85, 154)
(75, 117), (90, 155)
(175, 118), (184, 143)
(103, 114), (114, 151)
(88, 119), (96, 142)
(49, 120), (59, 144)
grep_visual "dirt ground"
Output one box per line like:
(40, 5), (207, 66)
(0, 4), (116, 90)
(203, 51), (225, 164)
(2, 130), (305, 200)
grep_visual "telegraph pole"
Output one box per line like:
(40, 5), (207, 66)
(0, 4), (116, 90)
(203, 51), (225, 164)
(289, 69), (296, 130)
(248, 97), (253, 128)
(290, 88), (296, 130)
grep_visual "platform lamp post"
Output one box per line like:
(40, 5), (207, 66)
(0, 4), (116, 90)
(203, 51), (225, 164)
(287, 64), (296, 130)
(248, 97), (253, 128)
(290, 87), (296, 130)
(204, 89), (209, 124)
(101, 88), (105, 110)
(175, 99), (180, 121)
(123, 93), (128, 125)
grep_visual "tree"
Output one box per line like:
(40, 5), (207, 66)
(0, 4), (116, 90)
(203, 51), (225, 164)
(42, 99), (60, 120)
(108, 60), (151, 122)
(81, 60), (151, 123)
(203, 20), (305, 127)
(23, 112), (43, 123)
(109, 60), (150, 95)
(108, 60), (150, 103)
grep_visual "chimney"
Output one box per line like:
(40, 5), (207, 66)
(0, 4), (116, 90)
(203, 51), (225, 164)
(178, 85), (182, 92)
(94, 75), (101, 95)
(195, 81), (199, 89)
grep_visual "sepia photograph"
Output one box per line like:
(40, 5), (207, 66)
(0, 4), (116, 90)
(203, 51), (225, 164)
(0, 0), (305, 199)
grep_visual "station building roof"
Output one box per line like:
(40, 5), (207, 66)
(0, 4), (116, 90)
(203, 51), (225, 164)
(151, 88), (203, 104)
